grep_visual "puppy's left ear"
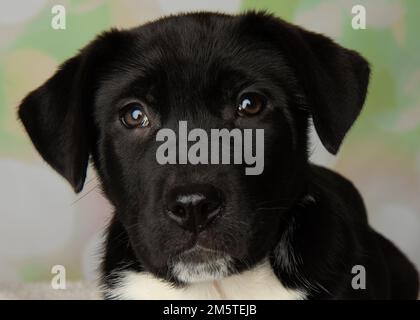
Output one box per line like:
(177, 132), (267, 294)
(254, 13), (370, 154)
(292, 27), (371, 154)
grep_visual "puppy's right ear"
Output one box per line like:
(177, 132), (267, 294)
(18, 29), (127, 193)
(18, 54), (89, 193)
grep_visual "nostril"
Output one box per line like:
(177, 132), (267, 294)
(200, 202), (209, 214)
(199, 200), (221, 217)
(172, 204), (187, 218)
(166, 204), (188, 226)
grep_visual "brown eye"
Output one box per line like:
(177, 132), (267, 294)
(120, 103), (150, 129)
(237, 92), (266, 116)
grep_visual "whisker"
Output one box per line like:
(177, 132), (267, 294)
(84, 176), (98, 186)
(70, 184), (99, 205)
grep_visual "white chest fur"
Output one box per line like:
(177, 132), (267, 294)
(107, 260), (306, 300)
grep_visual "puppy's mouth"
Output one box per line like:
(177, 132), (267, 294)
(174, 245), (226, 264)
(169, 245), (234, 283)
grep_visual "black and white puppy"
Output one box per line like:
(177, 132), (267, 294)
(18, 12), (418, 299)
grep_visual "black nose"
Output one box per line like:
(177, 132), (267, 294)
(165, 184), (224, 232)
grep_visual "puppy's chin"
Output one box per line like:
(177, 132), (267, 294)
(170, 246), (234, 283)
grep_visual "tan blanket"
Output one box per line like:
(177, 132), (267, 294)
(0, 282), (101, 300)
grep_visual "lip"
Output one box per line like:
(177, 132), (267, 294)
(173, 243), (227, 264)
(184, 244), (220, 255)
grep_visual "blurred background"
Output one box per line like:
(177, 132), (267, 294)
(0, 0), (419, 285)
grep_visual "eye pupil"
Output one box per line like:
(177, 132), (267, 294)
(120, 103), (150, 129)
(237, 93), (266, 116)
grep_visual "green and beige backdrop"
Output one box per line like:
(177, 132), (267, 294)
(0, 0), (419, 285)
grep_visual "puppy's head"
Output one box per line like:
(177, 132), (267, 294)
(18, 12), (369, 283)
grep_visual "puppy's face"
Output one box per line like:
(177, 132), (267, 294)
(18, 12), (370, 283)
(92, 15), (307, 280)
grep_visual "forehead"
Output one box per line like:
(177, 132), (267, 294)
(95, 14), (292, 109)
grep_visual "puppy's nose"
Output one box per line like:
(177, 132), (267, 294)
(166, 184), (223, 232)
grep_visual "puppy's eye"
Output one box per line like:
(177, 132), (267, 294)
(120, 103), (150, 129)
(237, 92), (266, 116)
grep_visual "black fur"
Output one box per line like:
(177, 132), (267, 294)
(18, 11), (418, 299)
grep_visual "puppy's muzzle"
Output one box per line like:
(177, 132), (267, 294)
(165, 184), (224, 233)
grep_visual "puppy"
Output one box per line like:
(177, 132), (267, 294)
(18, 11), (418, 299)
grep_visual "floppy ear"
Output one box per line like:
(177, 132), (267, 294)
(18, 54), (90, 193)
(252, 13), (371, 154)
(18, 30), (127, 193)
(292, 27), (370, 154)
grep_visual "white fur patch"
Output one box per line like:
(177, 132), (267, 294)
(106, 259), (306, 300)
(171, 256), (232, 283)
